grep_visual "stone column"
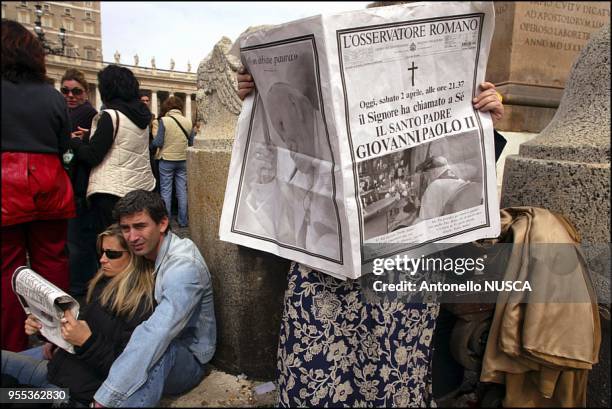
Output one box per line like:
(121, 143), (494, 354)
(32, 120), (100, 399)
(151, 91), (158, 118)
(501, 25), (610, 408)
(185, 94), (192, 122)
(94, 86), (102, 110)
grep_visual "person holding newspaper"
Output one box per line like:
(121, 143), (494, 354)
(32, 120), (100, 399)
(237, 68), (505, 406)
(1, 224), (155, 406)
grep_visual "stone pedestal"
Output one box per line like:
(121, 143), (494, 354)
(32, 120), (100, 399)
(487, 2), (610, 132)
(187, 141), (289, 380)
(501, 25), (610, 407)
(187, 35), (290, 380)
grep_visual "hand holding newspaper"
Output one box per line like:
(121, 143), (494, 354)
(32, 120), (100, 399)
(220, 1), (499, 279)
(12, 266), (80, 354)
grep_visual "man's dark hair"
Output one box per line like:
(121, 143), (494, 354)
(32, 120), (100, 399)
(113, 189), (168, 225)
(98, 64), (140, 104)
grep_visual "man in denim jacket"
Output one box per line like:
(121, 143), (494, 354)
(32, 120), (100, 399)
(93, 189), (216, 407)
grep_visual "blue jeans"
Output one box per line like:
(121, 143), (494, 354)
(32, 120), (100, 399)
(158, 160), (188, 227)
(114, 340), (205, 407)
(1, 349), (56, 388)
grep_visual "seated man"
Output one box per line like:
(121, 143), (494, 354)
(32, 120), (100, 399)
(93, 190), (216, 407)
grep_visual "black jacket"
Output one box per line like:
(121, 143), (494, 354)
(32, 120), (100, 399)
(1, 79), (71, 155)
(46, 277), (153, 405)
(68, 101), (98, 198)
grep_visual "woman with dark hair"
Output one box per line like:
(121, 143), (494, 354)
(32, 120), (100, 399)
(61, 68), (99, 297)
(151, 96), (193, 227)
(69, 64), (155, 236)
(1, 19), (76, 352)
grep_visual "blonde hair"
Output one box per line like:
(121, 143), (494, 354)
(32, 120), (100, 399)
(86, 224), (155, 319)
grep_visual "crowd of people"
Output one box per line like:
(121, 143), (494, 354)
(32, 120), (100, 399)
(2, 15), (508, 408)
(1, 20), (206, 407)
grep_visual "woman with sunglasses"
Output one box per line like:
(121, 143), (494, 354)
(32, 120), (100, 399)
(61, 69), (100, 299)
(1, 224), (156, 407)
(1, 20), (75, 352)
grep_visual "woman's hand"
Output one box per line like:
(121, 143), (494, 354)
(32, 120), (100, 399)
(237, 67), (255, 101)
(473, 81), (504, 121)
(60, 310), (91, 347)
(24, 314), (42, 336)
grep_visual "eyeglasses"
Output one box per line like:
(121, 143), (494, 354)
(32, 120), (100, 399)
(60, 87), (84, 96)
(99, 248), (129, 260)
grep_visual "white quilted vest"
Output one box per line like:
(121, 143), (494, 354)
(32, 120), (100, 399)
(87, 109), (155, 198)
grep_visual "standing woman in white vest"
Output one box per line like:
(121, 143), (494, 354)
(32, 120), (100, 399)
(69, 65), (155, 236)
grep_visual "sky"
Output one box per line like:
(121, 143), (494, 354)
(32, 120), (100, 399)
(101, 2), (370, 72)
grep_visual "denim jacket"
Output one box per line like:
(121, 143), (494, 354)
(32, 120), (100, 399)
(94, 231), (216, 406)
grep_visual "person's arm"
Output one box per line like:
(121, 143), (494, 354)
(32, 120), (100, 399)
(150, 118), (165, 149)
(188, 125), (195, 147)
(69, 112), (114, 167)
(74, 309), (150, 377)
(94, 256), (208, 407)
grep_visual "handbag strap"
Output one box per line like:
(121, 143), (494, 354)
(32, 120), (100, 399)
(102, 109), (120, 141)
(113, 110), (120, 141)
(168, 115), (190, 140)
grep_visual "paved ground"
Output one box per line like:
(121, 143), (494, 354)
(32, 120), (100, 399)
(160, 368), (276, 407)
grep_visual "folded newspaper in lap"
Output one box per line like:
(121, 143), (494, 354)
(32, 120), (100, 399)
(219, 1), (499, 280)
(12, 266), (80, 354)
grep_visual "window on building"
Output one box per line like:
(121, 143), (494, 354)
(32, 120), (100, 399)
(20, 1), (27, 7)
(17, 10), (30, 24)
(85, 11), (92, 19)
(63, 18), (73, 31)
(64, 8), (71, 16)
(85, 1), (93, 7)
(43, 4), (50, 11)
(42, 15), (53, 27)
(85, 48), (96, 60)
(84, 21), (94, 34)
(66, 46), (79, 58)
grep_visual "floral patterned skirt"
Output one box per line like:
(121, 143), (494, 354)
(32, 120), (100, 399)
(277, 262), (440, 407)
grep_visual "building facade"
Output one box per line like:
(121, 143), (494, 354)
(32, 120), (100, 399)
(2, 1), (197, 120)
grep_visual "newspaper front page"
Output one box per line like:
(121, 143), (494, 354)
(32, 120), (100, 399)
(219, 2), (498, 279)
(12, 266), (80, 353)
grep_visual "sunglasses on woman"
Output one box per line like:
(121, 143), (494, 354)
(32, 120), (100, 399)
(99, 249), (129, 259)
(60, 87), (84, 96)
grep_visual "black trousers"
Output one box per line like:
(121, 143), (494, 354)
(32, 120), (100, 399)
(88, 193), (120, 237)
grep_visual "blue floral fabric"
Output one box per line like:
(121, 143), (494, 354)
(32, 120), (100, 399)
(277, 262), (440, 407)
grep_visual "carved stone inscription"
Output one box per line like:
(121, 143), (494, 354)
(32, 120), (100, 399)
(518, 2), (609, 54)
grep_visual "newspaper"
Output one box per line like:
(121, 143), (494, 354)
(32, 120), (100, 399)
(219, 1), (499, 280)
(12, 266), (80, 354)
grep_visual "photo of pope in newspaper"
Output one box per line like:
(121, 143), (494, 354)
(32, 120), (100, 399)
(229, 36), (343, 263)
